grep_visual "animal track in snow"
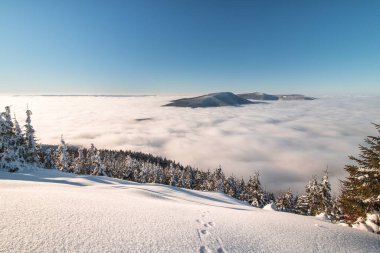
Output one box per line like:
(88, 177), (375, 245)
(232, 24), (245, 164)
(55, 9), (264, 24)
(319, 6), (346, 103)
(216, 238), (228, 253)
(199, 245), (211, 253)
(197, 210), (226, 253)
(201, 229), (209, 235)
(217, 248), (226, 253)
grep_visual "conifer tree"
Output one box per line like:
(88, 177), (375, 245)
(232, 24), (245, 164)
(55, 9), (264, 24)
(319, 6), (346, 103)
(56, 135), (70, 172)
(213, 166), (225, 192)
(43, 148), (55, 169)
(276, 188), (294, 212)
(295, 195), (310, 215)
(306, 176), (321, 215)
(318, 169), (332, 214)
(24, 108), (39, 164)
(243, 173), (265, 207)
(331, 197), (344, 223)
(340, 123), (380, 223)
(225, 175), (238, 198)
(236, 178), (246, 201)
(184, 166), (195, 189)
(73, 147), (86, 174)
(89, 144), (107, 176)
(169, 164), (178, 187)
(13, 116), (26, 162)
(0, 107), (21, 171)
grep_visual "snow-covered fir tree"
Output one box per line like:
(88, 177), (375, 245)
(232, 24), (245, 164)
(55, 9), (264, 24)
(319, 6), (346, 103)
(183, 167), (195, 189)
(340, 123), (380, 224)
(276, 188), (294, 212)
(318, 169), (332, 215)
(88, 144), (107, 176)
(169, 163), (178, 186)
(225, 175), (238, 198)
(242, 173), (265, 207)
(305, 176), (321, 215)
(330, 197), (344, 223)
(213, 166), (225, 193)
(55, 135), (70, 172)
(43, 148), (55, 169)
(24, 108), (40, 164)
(236, 178), (246, 200)
(295, 195), (310, 215)
(0, 107), (22, 172)
(13, 115), (26, 163)
(73, 147), (86, 174)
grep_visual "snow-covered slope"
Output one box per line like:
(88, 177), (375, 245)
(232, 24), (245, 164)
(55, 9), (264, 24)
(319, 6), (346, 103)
(1, 169), (379, 253)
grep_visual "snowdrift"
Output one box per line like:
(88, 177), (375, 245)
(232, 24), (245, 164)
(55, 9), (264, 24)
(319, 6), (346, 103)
(1, 168), (379, 253)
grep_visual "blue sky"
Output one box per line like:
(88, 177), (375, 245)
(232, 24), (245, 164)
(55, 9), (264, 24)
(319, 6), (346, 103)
(1, 0), (379, 95)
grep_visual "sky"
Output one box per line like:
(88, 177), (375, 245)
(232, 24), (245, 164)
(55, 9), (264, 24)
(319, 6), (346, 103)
(0, 0), (379, 95)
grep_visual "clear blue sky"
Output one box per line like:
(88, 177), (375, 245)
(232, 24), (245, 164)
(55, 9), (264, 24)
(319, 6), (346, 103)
(1, 0), (379, 95)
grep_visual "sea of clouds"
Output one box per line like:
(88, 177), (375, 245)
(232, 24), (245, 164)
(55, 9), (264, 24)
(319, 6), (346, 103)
(1, 95), (379, 194)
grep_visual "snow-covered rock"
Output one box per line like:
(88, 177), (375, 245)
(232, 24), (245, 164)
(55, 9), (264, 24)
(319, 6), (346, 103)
(263, 202), (277, 211)
(315, 212), (331, 222)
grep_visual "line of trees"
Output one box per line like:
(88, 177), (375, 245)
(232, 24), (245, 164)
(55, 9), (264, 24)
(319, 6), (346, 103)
(0, 106), (378, 233)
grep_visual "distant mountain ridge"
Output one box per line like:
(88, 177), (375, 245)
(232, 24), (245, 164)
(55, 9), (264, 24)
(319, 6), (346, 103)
(164, 92), (262, 108)
(238, 92), (316, 101)
(164, 91), (315, 108)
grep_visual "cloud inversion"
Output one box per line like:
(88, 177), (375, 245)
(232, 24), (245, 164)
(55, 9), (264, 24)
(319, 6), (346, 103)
(1, 95), (379, 194)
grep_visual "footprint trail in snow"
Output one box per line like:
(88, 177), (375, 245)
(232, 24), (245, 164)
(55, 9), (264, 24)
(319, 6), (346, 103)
(197, 210), (228, 253)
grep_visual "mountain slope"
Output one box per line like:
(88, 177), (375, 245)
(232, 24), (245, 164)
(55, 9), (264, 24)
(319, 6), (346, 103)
(1, 168), (379, 253)
(238, 92), (279, 101)
(238, 92), (316, 101)
(164, 92), (260, 108)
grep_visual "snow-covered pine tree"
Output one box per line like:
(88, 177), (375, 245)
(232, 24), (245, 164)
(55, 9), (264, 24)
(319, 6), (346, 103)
(318, 169), (332, 215)
(308, 176), (322, 215)
(73, 147), (86, 174)
(276, 188), (294, 212)
(330, 197), (344, 223)
(193, 170), (204, 190)
(213, 166), (225, 193)
(43, 148), (55, 169)
(151, 163), (164, 184)
(225, 175), (238, 198)
(89, 144), (107, 176)
(340, 123), (380, 223)
(0, 107), (22, 172)
(0, 107), (14, 151)
(243, 173), (265, 207)
(169, 163), (178, 186)
(200, 170), (213, 191)
(133, 164), (141, 182)
(295, 176), (321, 215)
(24, 108), (40, 164)
(122, 155), (136, 180)
(13, 115), (26, 163)
(55, 135), (70, 172)
(236, 178), (246, 201)
(295, 195), (310, 215)
(261, 190), (275, 206)
(183, 167), (196, 189)
(178, 169), (186, 188)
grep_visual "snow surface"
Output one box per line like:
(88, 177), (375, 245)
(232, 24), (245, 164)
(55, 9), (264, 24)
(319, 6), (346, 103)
(1, 168), (380, 253)
(263, 202), (277, 211)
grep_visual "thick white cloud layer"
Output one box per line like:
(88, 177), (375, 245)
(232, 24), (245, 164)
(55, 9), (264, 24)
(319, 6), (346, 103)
(1, 95), (379, 194)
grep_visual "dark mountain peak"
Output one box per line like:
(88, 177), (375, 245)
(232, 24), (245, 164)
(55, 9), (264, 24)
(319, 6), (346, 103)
(164, 92), (264, 108)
